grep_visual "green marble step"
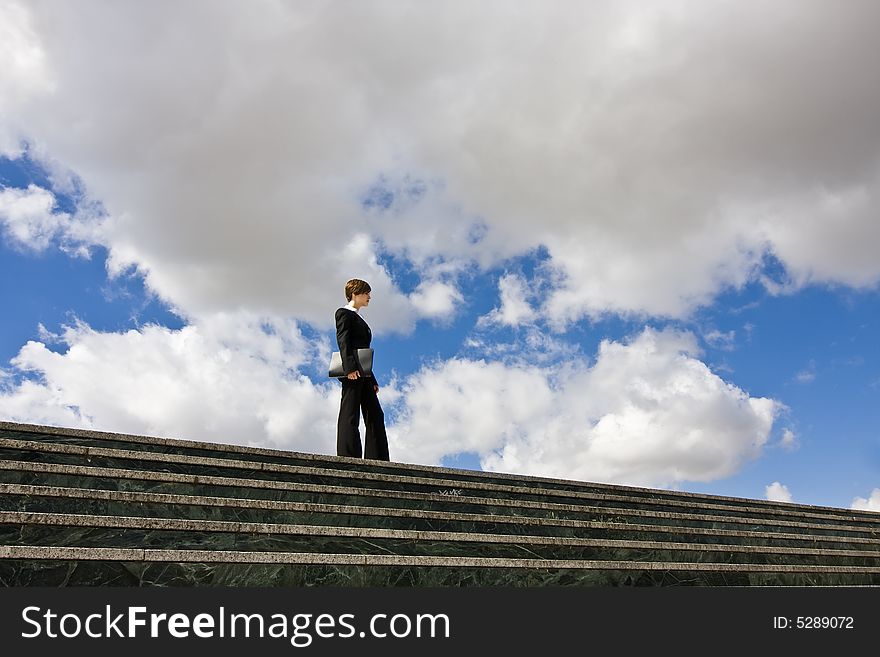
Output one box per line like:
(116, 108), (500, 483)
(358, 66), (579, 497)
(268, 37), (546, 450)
(4, 438), (788, 519)
(6, 558), (878, 586)
(2, 546), (880, 588)
(3, 440), (878, 532)
(6, 479), (880, 553)
(1, 422), (868, 523)
(4, 422), (878, 587)
(4, 484), (879, 551)
(2, 512), (879, 567)
(6, 464), (879, 547)
(1, 460), (691, 523)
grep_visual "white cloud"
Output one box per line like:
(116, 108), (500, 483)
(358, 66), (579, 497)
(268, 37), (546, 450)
(794, 360), (817, 384)
(390, 327), (779, 487)
(0, 0), (54, 156)
(704, 329), (736, 351)
(757, 182), (880, 290)
(1, 323), (780, 488)
(779, 428), (799, 451)
(408, 280), (464, 321)
(766, 481), (793, 503)
(794, 371), (816, 384)
(0, 313), (341, 453)
(851, 489), (880, 512)
(1, 1), (879, 331)
(0, 184), (67, 251)
(0, 183), (107, 257)
(478, 273), (537, 328)
(4, 2), (877, 493)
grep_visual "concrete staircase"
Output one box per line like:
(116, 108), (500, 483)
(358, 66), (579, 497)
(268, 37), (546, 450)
(1, 420), (879, 586)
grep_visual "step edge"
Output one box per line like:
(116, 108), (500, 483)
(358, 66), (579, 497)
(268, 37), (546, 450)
(4, 421), (871, 518)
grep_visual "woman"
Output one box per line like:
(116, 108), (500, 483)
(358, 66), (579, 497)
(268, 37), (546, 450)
(335, 278), (390, 460)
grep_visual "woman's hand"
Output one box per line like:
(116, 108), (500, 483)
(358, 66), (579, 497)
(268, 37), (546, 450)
(346, 370), (360, 380)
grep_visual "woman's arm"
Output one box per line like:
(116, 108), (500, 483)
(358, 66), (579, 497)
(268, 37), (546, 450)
(335, 309), (360, 376)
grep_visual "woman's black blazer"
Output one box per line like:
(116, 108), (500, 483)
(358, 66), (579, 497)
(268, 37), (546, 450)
(335, 308), (377, 385)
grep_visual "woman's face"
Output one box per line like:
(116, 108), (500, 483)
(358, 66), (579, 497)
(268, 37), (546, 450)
(352, 291), (371, 308)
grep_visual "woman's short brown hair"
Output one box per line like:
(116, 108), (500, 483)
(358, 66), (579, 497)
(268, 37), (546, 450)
(345, 279), (371, 301)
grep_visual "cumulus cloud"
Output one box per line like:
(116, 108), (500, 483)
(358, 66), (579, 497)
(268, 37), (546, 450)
(851, 489), (880, 512)
(794, 360), (817, 384)
(1, 324), (779, 487)
(8, 1), (879, 491)
(408, 280), (464, 322)
(766, 482), (793, 503)
(0, 1), (54, 156)
(0, 313), (340, 452)
(704, 329), (736, 352)
(0, 184), (65, 251)
(390, 328), (779, 487)
(0, 183), (103, 257)
(779, 428), (799, 451)
(478, 273), (537, 328)
(1, 0), (880, 331)
(757, 181), (880, 290)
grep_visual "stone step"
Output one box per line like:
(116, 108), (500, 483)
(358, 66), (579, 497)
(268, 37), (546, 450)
(3, 422), (870, 521)
(3, 441), (878, 530)
(3, 545), (880, 587)
(2, 512), (879, 567)
(3, 484), (879, 549)
(5, 465), (878, 546)
(5, 483), (880, 554)
(4, 421), (878, 587)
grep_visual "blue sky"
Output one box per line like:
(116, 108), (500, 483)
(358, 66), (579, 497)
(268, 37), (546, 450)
(2, 1), (879, 511)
